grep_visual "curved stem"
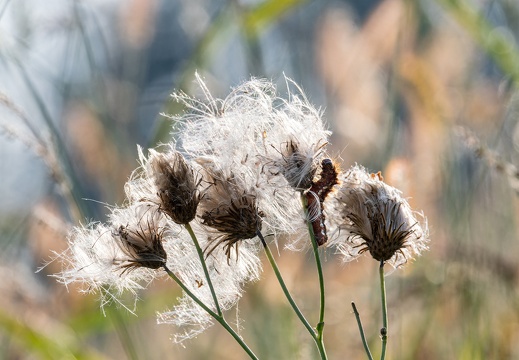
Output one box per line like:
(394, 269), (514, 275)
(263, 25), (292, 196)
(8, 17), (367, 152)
(352, 302), (374, 360)
(163, 265), (258, 360)
(257, 231), (328, 360)
(185, 222), (222, 316)
(379, 262), (388, 360)
(300, 195), (326, 340)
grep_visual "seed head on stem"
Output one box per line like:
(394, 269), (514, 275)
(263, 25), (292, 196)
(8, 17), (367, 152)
(198, 163), (263, 262)
(329, 165), (429, 268)
(127, 146), (201, 225)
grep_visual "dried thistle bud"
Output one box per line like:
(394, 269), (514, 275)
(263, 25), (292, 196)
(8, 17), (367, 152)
(114, 221), (167, 272)
(278, 139), (321, 190)
(148, 149), (201, 224)
(198, 165), (263, 261)
(330, 165), (428, 268)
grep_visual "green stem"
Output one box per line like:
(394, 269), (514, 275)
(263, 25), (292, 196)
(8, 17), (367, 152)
(185, 222), (222, 316)
(257, 231), (328, 360)
(351, 302), (374, 360)
(300, 194), (326, 340)
(163, 265), (258, 360)
(379, 262), (388, 360)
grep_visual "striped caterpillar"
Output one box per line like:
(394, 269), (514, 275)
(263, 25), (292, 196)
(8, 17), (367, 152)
(306, 158), (339, 246)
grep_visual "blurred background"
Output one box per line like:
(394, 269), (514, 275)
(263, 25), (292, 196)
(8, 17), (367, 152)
(1, 0), (519, 359)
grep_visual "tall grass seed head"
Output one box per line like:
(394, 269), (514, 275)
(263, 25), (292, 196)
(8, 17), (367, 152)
(329, 165), (429, 268)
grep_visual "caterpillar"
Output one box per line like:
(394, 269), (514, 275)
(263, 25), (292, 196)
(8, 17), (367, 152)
(306, 158), (340, 246)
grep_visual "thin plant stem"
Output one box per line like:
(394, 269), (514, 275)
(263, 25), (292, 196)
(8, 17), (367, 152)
(256, 231), (328, 360)
(351, 302), (374, 360)
(379, 261), (388, 360)
(185, 222), (222, 316)
(163, 265), (258, 360)
(300, 194), (326, 341)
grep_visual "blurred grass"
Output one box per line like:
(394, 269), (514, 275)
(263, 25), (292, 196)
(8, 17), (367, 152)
(436, 0), (519, 86)
(2, 0), (519, 359)
(0, 308), (108, 360)
(157, 0), (305, 144)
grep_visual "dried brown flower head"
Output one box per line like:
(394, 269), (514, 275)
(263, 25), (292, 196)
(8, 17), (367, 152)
(114, 220), (168, 272)
(278, 140), (320, 190)
(330, 165), (428, 268)
(198, 166), (263, 262)
(149, 149), (201, 224)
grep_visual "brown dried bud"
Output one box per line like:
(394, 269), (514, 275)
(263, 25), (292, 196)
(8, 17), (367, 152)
(149, 150), (200, 224)
(114, 220), (167, 272)
(278, 140), (319, 190)
(199, 166), (263, 262)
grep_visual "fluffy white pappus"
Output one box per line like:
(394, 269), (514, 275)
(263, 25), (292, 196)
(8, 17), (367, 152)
(56, 202), (174, 313)
(257, 78), (330, 192)
(124, 145), (162, 203)
(158, 223), (262, 343)
(172, 74), (275, 169)
(176, 75), (330, 188)
(55, 221), (156, 313)
(170, 75), (329, 237)
(108, 201), (170, 240)
(327, 165), (429, 269)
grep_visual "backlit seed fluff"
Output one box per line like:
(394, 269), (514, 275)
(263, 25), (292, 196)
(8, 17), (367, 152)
(176, 75), (330, 192)
(170, 75), (331, 238)
(55, 203), (170, 309)
(329, 165), (429, 268)
(258, 79), (330, 191)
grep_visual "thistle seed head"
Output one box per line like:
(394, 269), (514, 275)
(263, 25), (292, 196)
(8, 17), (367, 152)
(278, 139), (320, 190)
(148, 149), (201, 224)
(114, 221), (167, 272)
(198, 165), (263, 262)
(330, 165), (428, 268)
